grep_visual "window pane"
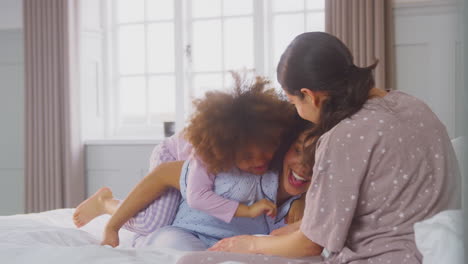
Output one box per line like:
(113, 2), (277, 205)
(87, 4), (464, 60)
(118, 25), (145, 74)
(273, 14), (305, 66)
(117, 0), (144, 23)
(148, 76), (175, 121)
(273, 0), (304, 12)
(224, 17), (254, 71)
(148, 23), (175, 73)
(271, 73), (283, 92)
(223, 0), (252, 16)
(224, 70), (255, 90)
(306, 0), (325, 10)
(192, 0), (221, 18)
(193, 74), (223, 98)
(147, 0), (174, 20)
(224, 72), (235, 89)
(307, 12), (325, 32)
(192, 20), (222, 71)
(120, 77), (146, 116)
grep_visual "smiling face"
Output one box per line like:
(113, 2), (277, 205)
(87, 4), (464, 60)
(234, 144), (277, 175)
(279, 132), (313, 197)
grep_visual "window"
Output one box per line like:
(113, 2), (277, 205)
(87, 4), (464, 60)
(268, 0), (325, 85)
(109, 0), (181, 138)
(189, 0), (255, 98)
(100, 0), (324, 139)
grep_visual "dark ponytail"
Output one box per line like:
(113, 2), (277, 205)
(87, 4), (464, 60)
(319, 62), (377, 134)
(277, 32), (377, 163)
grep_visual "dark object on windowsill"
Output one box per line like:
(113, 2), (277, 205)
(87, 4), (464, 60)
(164, 121), (175, 137)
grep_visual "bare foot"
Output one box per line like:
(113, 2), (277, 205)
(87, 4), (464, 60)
(73, 187), (114, 228)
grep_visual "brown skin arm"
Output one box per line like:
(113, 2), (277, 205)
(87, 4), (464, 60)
(270, 219), (301, 236)
(255, 230), (323, 257)
(104, 161), (183, 232)
(209, 229), (323, 258)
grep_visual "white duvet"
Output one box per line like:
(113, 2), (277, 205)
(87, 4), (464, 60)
(0, 209), (187, 264)
(1, 208), (463, 264)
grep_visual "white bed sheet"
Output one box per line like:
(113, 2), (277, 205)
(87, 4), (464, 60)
(0, 209), (187, 264)
(1, 208), (463, 264)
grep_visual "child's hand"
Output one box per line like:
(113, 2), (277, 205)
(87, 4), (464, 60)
(101, 226), (120, 247)
(248, 199), (277, 218)
(285, 197), (305, 224)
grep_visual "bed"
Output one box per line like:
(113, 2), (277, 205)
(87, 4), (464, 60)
(0, 209), (187, 264)
(1, 137), (464, 264)
(1, 208), (463, 264)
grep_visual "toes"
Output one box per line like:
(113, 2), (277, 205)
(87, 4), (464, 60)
(73, 218), (83, 228)
(73, 210), (80, 218)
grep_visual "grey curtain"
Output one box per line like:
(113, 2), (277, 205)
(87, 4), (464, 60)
(325, 0), (395, 90)
(24, 0), (84, 212)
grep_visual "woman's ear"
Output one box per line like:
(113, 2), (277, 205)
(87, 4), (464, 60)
(300, 88), (327, 109)
(300, 88), (319, 108)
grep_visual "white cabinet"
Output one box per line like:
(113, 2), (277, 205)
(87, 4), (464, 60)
(85, 143), (157, 199)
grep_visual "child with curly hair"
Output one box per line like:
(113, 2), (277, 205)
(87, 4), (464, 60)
(73, 73), (303, 247)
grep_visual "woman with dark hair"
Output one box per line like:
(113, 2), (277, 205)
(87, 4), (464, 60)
(182, 32), (460, 263)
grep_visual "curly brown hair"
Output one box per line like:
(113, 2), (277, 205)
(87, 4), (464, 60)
(184, 72), (296, 174)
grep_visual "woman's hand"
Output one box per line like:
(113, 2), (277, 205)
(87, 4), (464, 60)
(210, 230), (323, 258)
(101, 226), (120, 247)
(208, 235), (257, 253)
(285, 197), (305, 224)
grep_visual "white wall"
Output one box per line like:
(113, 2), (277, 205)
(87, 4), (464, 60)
(0, 0), (22, 29)
(0, 0), (24, 215)
(394, 0), (462, 139)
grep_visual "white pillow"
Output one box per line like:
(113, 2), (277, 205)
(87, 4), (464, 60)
(414, 210), (464, 264)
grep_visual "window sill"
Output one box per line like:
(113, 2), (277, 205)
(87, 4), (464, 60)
(85, 139), (164, 146)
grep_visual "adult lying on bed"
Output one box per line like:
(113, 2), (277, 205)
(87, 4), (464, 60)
(74, 117), (314, 251)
